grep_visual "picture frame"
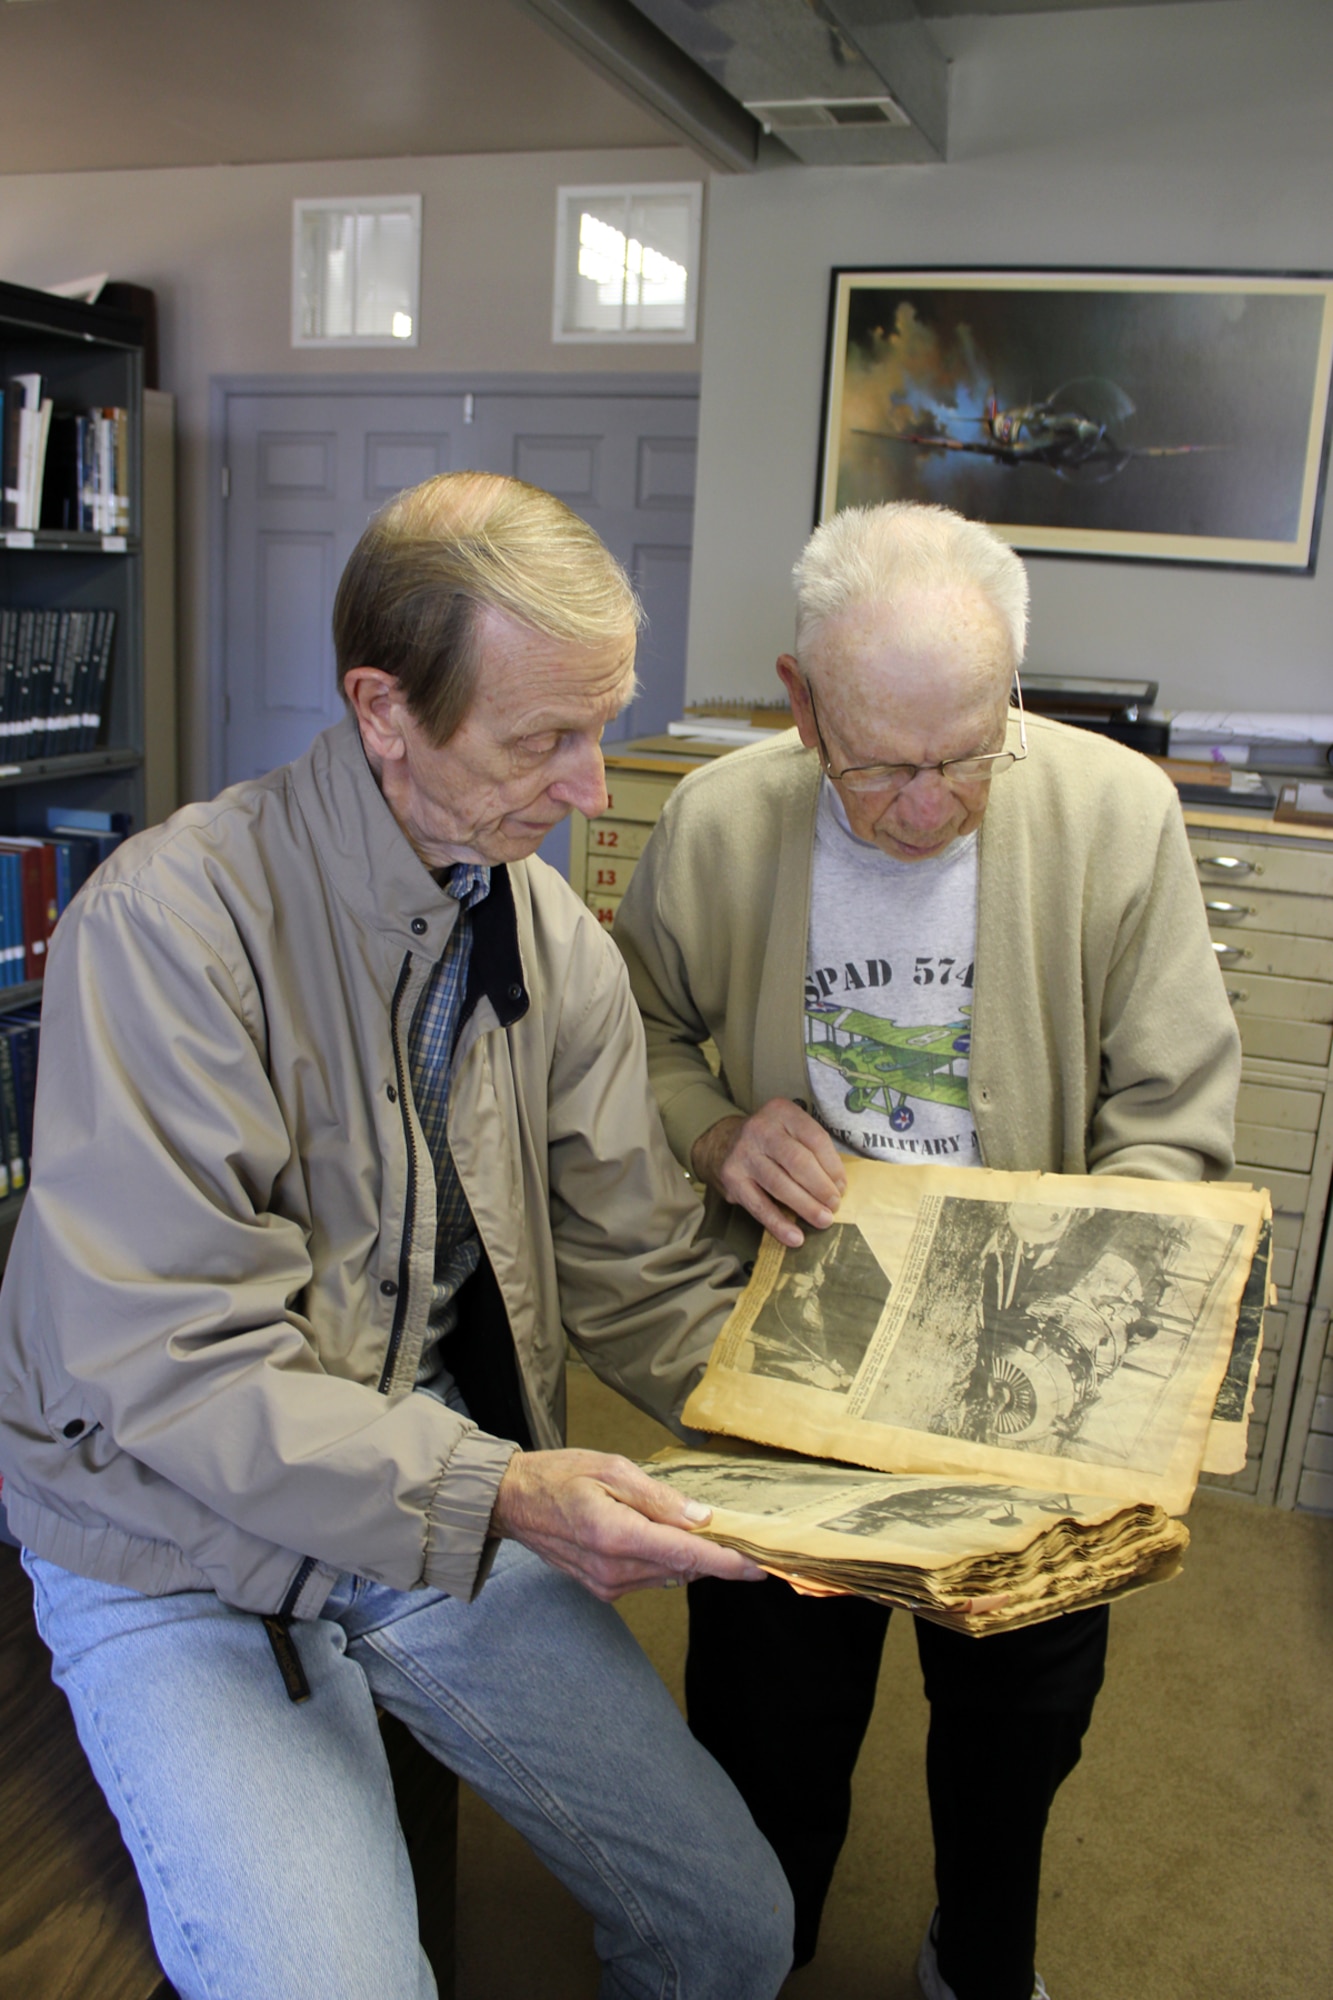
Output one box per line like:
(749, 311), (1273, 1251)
(817, 268), (1333, 571)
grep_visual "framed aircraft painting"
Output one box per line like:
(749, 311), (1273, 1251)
(817, 268), (1333, 569)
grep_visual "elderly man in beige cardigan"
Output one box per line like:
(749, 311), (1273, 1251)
(614, 500), (1240, 2000)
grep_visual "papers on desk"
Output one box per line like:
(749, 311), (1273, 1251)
(666, 720), (777, 746)
(1171, 711), (1333, 742)
(1169, 712), (1333, 767)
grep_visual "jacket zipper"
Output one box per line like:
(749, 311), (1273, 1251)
(378, 951), (419, 1394)
(271, 950), (419, 1687)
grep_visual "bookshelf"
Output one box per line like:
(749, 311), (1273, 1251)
(0, 278), (176, 1263)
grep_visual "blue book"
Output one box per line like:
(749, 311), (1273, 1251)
(43, 828), (122, 890)
(44, 805), (131, 835)
(0, 852), (22, 989)
(45, 835), (74, 913)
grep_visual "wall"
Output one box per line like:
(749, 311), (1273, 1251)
(687, 0), (1333, 716)
(0, 144), (705, 798)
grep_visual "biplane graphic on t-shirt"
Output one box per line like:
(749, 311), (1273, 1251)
(805, 1003), (972, 1130)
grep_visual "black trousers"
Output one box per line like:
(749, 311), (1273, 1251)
(686, 1577), (1108, 2000)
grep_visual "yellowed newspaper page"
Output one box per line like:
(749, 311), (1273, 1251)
(683, 1160), (1269, 1516)
(646, 1445), (1190, 1634)
(1200, 1213), (1271, 1476)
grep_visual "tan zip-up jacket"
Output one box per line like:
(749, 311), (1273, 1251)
(614, 717), (1241, 1270)
(0, 717), (739, 1616)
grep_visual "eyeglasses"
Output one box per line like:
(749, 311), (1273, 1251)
(806, 671), (1028, 798)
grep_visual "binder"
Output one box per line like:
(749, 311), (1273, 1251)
(0, 1008), (41, 1188)
(0, 852), (22, 989)
(0, 1033), (22, 1197)
(0, 839), (59, 979)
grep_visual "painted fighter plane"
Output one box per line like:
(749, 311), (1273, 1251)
(806, 1004), (971, 1129)
(855, 377), (1214, 483)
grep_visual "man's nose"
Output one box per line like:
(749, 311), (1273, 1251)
(548, 737), (609, 819)
(893, 767), (957, 826)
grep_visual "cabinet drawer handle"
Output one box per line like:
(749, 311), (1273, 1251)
(1203, 900), (1256, 924)
(1212, 943), (1250, 964)
(1225, 987), (1249, 1004)
(1197, 854), (1260, 877)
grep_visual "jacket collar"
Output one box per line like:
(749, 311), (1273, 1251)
(289, 714), (527, 1025)
(289, 712), (468, 949)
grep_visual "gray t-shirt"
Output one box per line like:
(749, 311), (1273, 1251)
(805, 779), (981, 1168)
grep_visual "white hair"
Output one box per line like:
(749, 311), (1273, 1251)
(792, 502), (1030, 667)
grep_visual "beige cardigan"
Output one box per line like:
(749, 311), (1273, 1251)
(614, 716), (1241, 1267)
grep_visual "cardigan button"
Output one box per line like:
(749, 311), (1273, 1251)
(380, 1279), (398, 1298)
(411, 917), (428, 936)
(62, 1419), (85, 1439)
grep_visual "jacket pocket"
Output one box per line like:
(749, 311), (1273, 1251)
(43, 1381), (105, 1454)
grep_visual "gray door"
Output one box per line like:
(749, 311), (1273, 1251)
(219, 375), (698, 873)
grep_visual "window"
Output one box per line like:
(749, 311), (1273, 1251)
(292, 196), (422, 348)
(553, 184), (701, 343)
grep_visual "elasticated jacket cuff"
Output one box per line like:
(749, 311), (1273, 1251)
(422, 1430), (522, 1600)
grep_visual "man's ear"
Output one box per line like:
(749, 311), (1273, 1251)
(777, 655), (819, 753)
(343, 668), (409, 762)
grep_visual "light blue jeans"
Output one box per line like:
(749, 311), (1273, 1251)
(25, 1543), (793, 2000)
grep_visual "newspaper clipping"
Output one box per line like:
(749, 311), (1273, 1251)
(646, 1443), (1190, 1635)
(682, 1160), (1270, 1517)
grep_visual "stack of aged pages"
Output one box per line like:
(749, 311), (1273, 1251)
(649, 1162), (1271, 1636)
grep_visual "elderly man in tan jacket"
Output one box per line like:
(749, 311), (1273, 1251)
(615, 500), (1240, 2000)
(0, 474), (793, 2000)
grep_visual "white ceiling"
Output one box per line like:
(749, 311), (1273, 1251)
(0, 0), (1227, 178)
(0, 0), (671, 175)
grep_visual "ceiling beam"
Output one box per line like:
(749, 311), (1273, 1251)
(824, 2), (949, 160)
(509, 0), (768, 172)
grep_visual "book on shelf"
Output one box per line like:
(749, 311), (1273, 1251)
(0, 840), (59, 980)
(0, 607), (116, 759)
(647, 1160), (1270, 1636)
(81, 405), (130, 535)
(0, 1033), (22, 1199)
(1, 381), (129, 538)
(0, 851), (24, 990)
(43, 807), (132, 894)
(0, 1007), (41, 1196)
(0, 818), (127, 993)
(2, 373), (54, 533)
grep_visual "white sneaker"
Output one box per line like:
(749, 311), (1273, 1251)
(916, 1911), (957, 2000)
(917, 1909), (1051, 2000)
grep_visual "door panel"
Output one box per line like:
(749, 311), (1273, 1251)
(258, 533), (335, 713)
(628, 543), (691, 740)
(224, 392), (468, 781)
(461, 389), (698, 756)
(365, 432), (455, 500)
(221, 380), (698, 878)
(637, 434), (696, 509)
(259, 432), (337, 495)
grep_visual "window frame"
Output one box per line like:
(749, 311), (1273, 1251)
(291, 194), (423, 350)
(552, 182), (702, 345)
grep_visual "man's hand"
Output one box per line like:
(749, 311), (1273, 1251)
(490, 1448), (768, 1602)
(691, 1099), (847, 1249)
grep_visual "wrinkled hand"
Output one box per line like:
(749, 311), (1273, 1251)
(691, 1099), (846, 1249)
(490, 1448), (768, 1601)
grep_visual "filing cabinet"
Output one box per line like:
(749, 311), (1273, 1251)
(569, 738), (725, 927)
(1186, 811), (1333, 1508)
